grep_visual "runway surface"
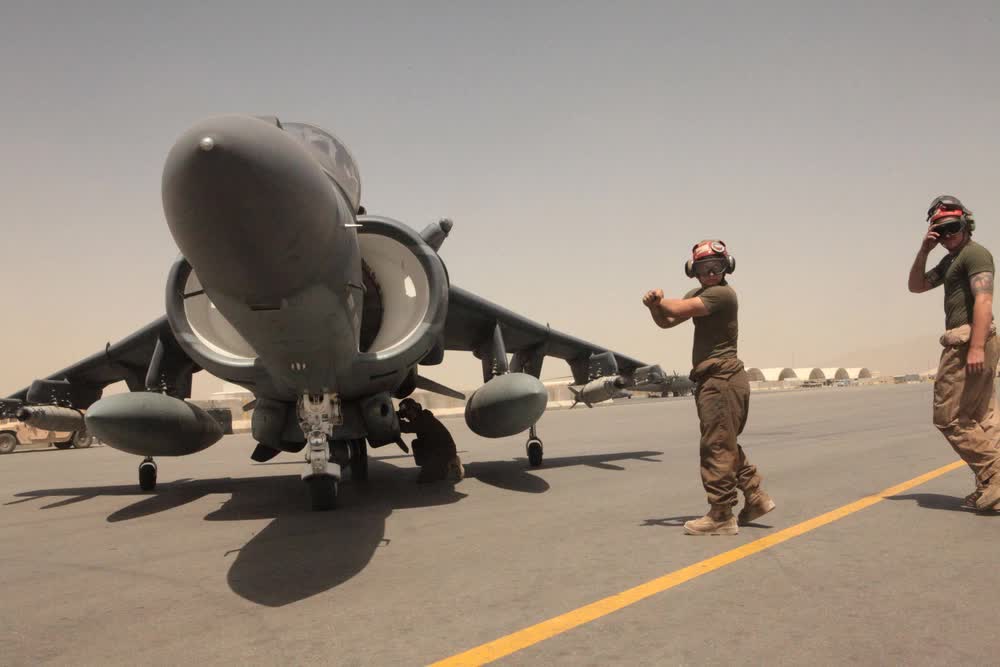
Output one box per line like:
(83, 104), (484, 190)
(1, 383), (997, 665)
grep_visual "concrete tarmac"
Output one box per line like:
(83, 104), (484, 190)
(1, 383), (996, 665)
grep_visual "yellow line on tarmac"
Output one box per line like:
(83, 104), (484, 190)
(431, 460), (964, 667)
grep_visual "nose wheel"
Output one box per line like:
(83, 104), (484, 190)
(307, 475), (338, 511)
(139, 457), (157, 491)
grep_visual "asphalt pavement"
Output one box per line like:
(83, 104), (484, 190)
(1, 383), (995, 666)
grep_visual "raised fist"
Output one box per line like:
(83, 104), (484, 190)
(642, 289), (664, 307)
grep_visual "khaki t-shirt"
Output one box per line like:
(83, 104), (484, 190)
(684, 283), (739, 368)
(926, 240), (995, 329)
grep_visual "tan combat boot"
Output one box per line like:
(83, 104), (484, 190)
(684, 505), (738, 536)
(446, 455), (465, 482)
(975, 476), (1000, 510)
(738, 490), (776, 526)
(961, 489), (982, 510)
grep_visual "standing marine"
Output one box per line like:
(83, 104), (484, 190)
(642, 240), (775, 535)
(908, 195), (1000, 511)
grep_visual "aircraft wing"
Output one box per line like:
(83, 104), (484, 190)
(5, 316), (186, 409)
(444, 285), (656, 384)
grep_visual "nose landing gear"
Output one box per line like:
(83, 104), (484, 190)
(298, 392), (343, 511)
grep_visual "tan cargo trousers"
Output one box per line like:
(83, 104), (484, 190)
(691, 357), (762, 507)
(933, 328), (1000, 489)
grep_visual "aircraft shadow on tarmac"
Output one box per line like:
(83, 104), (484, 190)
(8, 449), (662, 607)
(466, 450), (662, 493)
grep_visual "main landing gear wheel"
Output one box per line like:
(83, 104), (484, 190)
(307, 475), (338, 511)
(139, 457), (157, 491)
(349, 439), (368, 481)
(527, 438), (544, 467)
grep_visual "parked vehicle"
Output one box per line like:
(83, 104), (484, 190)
(0, 418), (93, 454)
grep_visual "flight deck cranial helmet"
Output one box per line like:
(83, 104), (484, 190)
(398, 398), (421, 414)
(927, 194), (975, 234)
(685, 240), (736, 278)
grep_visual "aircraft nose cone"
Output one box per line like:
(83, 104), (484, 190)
(162, 116), (273, 237)
(162, 114), (346, 298)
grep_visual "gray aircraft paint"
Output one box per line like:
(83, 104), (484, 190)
(6, 113), (672, 505)
(464, 373), (548, 438)
(85, 392), (222, 456)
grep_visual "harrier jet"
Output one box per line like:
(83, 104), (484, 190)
(4, 115), (668, 510)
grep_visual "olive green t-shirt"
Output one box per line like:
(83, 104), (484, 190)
(683, 283), (739, 368)
(926, 240), (995, 329)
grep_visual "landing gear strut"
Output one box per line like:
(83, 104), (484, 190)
(526, 424), (543, 467)
(139, 457), (157, 491)
(299, 392), (343, 511)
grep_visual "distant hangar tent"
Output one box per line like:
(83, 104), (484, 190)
(746, 367), (872, 381)
(747, 368), (796, 381)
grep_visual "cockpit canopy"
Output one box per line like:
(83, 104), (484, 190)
(282, 121), (362, 212)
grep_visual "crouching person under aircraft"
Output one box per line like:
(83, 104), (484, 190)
(398, 398), (465, 483)
(643, 240), (775, 536)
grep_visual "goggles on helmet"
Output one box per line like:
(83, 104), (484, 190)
(693, 259), (727, 277)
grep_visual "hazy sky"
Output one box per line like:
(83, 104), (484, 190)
(2, 1), (999, 397)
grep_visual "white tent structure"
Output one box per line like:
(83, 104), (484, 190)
(747, 368), (795, 381)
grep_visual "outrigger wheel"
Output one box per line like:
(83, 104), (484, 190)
(139, 457), (157, 491)
(527, 438), (544, 467)
(526, 424), (544, 467)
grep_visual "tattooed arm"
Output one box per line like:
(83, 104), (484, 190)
(967, 271), (994, 373)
